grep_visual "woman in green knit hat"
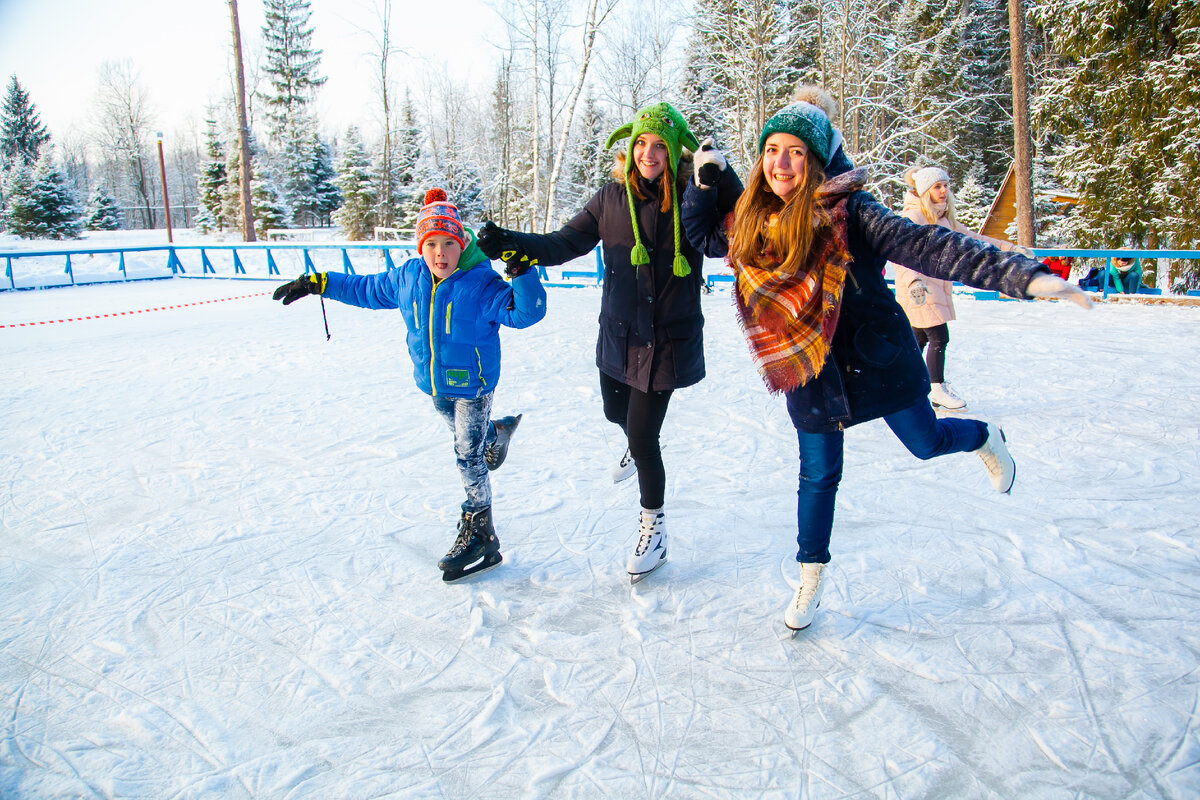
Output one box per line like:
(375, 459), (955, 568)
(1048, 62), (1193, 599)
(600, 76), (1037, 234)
(478, 102), (741, 584)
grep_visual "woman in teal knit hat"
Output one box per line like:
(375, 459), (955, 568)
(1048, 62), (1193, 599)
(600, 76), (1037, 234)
(682, 86), (1092, 633)
(478, 102), (740, 584)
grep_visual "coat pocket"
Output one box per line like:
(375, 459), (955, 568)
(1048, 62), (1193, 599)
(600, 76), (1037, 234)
(852, 319), (903, 367)
(596, 315), (629, 374)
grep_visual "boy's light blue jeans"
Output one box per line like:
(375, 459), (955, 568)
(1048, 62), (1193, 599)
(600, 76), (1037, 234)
(792, 398), (989, 564)
(431, 394), (498, 512)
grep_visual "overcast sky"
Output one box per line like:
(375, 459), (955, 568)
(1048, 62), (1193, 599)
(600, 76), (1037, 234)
(0, 0), (504, 146)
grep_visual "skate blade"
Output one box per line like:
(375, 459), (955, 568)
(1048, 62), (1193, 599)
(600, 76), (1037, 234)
(932, 403), (968, 413)
(628, 557), (666, 585)
(442, 552), (503, 583)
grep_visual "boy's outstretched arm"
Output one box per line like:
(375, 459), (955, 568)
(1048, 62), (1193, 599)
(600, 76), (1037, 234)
(488, 268), (547, 329)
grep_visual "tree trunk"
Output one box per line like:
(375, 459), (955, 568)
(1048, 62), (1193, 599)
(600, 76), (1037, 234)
(544, 0), (613, 227)
(229, 0), (256, 242)
(1008, 0), (1035, 247)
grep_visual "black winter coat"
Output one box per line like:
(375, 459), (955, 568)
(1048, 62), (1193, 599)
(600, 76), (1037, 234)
(508, 172), (711, 392)
(681, 154), (1051, 433)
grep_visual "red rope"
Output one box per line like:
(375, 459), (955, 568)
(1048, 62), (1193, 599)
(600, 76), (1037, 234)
(0, 292), (271, 329)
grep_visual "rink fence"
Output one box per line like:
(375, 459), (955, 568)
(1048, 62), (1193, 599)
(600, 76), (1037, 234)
(0, 241), (606, 291)
(1, 243), (1197, 300)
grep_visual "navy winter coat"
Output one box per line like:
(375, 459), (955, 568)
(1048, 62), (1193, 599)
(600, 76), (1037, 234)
(323, 238), (546, 399)
(505, 172), (708, 392)
(681, 153), (1051, 433)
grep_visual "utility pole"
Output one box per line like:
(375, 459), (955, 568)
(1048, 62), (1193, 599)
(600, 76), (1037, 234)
(155, 132), (174, 243)
(228, 0), (257, 241)
(1008, 0), (1035, 247)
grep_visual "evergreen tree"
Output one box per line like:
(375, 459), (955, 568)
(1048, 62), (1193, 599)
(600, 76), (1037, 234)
(251, 156), (290, 239)
(568, 94), (610, 207)
(1, 75), (50, 170)
(196, 119), (228, 234)
(85, 185), (122, 231)
(1032, 0), (1200, 260)
(308, 134), (340, 226)
(332, 126), (377, 240)
(260, 0), (326, 147)
(2, 149), (83, 239)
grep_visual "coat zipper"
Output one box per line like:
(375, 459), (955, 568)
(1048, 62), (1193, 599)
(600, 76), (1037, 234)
(428, 281), (439, 396)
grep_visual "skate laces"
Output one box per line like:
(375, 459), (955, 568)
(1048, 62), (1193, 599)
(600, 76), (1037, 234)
(619, 449), (633, 468)
(449, 517), (473, 555)
(794, 564), (824, 611)
(634, 512), (659, 556)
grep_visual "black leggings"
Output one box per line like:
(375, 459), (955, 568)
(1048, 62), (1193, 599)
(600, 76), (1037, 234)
(912, 323), (949, 384)
(599, 372), (673, 509)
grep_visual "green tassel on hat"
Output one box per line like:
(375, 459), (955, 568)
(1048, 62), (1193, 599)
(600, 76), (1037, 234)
(607, 102), (699, 276)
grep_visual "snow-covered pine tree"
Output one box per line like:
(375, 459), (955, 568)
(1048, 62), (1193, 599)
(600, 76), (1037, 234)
(1032, 0), (1200, 272)
(251, 156), (289, 239)
(1, 75), (51, 171)
(260, 0), (326, 148)
(952, 161), (990, 232)
(377, 93), (421, 231)
(308, 135), (340, 227)
(684, 0), (802, 170)
(85, 185), (122, 231)
(332, 127), (377, 241)
(566, 94), (610, 212)
(2, 149), (83, 239)
(195, 119), (228, 234)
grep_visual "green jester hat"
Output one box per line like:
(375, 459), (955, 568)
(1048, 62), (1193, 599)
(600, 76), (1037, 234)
(606, 102), (701, 277)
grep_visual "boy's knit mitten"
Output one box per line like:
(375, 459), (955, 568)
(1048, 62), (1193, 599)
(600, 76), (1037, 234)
(273, 272), (327, 305)
(693, 137), (727, 188)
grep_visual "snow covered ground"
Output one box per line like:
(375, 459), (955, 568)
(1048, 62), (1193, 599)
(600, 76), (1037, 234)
(2, 273), (1198, 798)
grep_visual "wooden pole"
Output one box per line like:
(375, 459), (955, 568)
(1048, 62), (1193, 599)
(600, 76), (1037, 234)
(155, 132), (174, 243)
(228, 0), (256, 242)
(1008, 0), (1035, 247)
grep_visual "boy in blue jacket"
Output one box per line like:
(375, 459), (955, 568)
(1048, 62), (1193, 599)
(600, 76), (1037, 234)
(273, 188), (547, 581)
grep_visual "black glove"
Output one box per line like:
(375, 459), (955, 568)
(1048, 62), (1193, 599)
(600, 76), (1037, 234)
(273, 272), (327, 305)
(478, 221), (538, 278)
(477, 221), (516, 259)
(693, 137), (727, 188)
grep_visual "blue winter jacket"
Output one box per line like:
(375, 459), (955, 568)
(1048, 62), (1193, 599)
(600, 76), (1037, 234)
(322, 232), (547, 398)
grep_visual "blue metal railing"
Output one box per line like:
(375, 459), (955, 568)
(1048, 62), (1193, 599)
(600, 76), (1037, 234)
(0, 241), (610, 291)
(0, 242), (423, 290)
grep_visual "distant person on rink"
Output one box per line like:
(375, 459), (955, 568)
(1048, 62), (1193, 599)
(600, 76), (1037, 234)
(889, 165), (1029, 413)
(1103, 257), (1144, 294)
(272, 188), (546, 583)
(1043, 255), (1073, 282)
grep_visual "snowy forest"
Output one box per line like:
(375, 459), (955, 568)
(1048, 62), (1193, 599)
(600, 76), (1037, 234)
(1, 0), (1197, 281)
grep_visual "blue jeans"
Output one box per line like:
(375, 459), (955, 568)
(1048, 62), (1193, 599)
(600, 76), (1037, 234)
(431, 393), (497, 512)
(793, 399), (988, 563)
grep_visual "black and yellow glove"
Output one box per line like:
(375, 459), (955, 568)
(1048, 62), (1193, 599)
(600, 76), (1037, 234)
(478, 221), (538, 278)
(272, 272), (327, 305)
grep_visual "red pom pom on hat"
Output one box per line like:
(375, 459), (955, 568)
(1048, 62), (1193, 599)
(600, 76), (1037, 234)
(424, 188), (448, 205)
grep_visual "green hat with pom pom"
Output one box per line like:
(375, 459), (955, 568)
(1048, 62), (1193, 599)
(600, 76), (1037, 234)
(606, 102), (700, 277)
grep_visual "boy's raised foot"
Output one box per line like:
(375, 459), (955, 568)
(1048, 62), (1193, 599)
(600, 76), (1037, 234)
(484, 414), (522, 471)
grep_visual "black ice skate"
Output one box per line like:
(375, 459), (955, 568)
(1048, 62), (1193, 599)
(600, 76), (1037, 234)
(439, 507), (503, 582)
(484, 414), (523, 471)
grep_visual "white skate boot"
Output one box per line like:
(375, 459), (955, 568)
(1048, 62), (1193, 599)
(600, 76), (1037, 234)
(929, 382), (967, 411)
(627, 508), (666, 583)
(611, 448), (636, 483)
(784, 562), (826, 633)
(975, 422), (1016, 493)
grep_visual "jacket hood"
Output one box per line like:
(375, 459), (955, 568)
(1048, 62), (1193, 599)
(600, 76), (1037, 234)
(456, 227), (489, 272)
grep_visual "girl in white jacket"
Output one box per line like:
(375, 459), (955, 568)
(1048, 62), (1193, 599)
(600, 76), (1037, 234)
(891, 166), (1022, 412)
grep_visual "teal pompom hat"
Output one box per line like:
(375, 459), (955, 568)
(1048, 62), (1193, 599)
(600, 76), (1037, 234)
(605, 102), (700, 277)
(757, 102), (834, 165)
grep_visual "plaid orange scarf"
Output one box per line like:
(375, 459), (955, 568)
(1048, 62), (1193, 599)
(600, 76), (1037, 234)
(732, 169), (865, 393)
